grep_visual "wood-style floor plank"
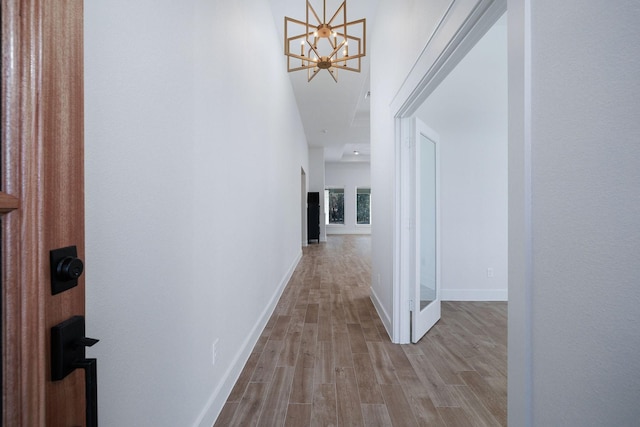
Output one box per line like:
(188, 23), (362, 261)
(212, 402), (238, 427)
(299, 323), (318, 368)
(407, 353), (460, 407)
(452, 385), (502, 427)
(215, 235), (507, 427)
(257, 367), (294, 426)
(314, 340), (335, 384)
(352, 352), (384, 405)
(333, 332), (353, 368)
(284, 403), (311, 427)
(437, 406), (477, 427)
(318, 315), (333, 342)
(290, 359), (314, 404)
(227, 352), (260, 402)
(278, 330), (302, 368)
(311, 383), (338, 427)
(336, 367), (365, 426)
(270, 315), (292, 341)
(347, 323), (369, 354)
(250, 339), (283, 383)
(367, 342), (400, 385)
(361, 404), (393, 427)
(404, 394), (446, 427)
(417, 336), (468, 386)
(228, 382), (268, 427)
(459, 371), (507, 427)
(305, 303), (319, 324)
(380, 384), (418, 427)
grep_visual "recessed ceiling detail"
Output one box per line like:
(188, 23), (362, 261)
(284, 0), (366, 83)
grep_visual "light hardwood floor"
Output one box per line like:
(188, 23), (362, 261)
(215, 235), (507, 427)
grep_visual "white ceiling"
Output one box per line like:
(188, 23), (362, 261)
(269, 0), (379, 163)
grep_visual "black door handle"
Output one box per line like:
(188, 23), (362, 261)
(51, 316), (99, 427)
(72, 358), (98, 427)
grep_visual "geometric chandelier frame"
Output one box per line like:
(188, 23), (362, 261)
(284, 0), (366, 82)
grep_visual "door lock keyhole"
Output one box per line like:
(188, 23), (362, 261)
(57, 255), (84, 281)
(50, 246), (84, 295)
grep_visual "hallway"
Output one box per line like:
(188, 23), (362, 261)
(215, 235), (506, 426)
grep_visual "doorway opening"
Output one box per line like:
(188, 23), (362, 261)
(392, 3), (507, 344)
(301, 167), (307, 247)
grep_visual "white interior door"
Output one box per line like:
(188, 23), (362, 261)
(411, 118), (441, 343)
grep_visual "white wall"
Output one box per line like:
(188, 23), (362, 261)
(509, 0), (640, 425)
(325, 162), (371, 235)
(84, 1), (308, 426)
(308, 147), (327, 242)
(415, 17), (508, 301)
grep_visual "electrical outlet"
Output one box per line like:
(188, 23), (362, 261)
(212, 339), (219, 366)
(487, 268), (494, 278)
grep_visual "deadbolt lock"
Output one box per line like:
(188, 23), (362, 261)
(50, 246), (84, 295)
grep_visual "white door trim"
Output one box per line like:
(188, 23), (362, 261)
(506, 0), (533, 425)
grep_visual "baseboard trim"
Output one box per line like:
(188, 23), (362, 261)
(370, 286), (392, 340)
(194, 250), (303, 427)
(441, 288), (508, 301)
(326, 229), (372, 235)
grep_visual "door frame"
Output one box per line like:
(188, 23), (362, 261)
(2, 2), (47, 424)
(301, 167), (308, 247)
(390, 0), (506, 343)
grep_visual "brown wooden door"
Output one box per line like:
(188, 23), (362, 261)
(2, 0), (87, 425)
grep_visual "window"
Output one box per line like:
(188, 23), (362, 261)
(325, 188), (344, 224)
(356, 188), (371, 225)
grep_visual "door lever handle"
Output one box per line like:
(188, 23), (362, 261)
(72, 358), (98, 427)
(51, 316), (99, 427)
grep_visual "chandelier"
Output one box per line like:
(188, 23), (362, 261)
(284, 0), (366, 82)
